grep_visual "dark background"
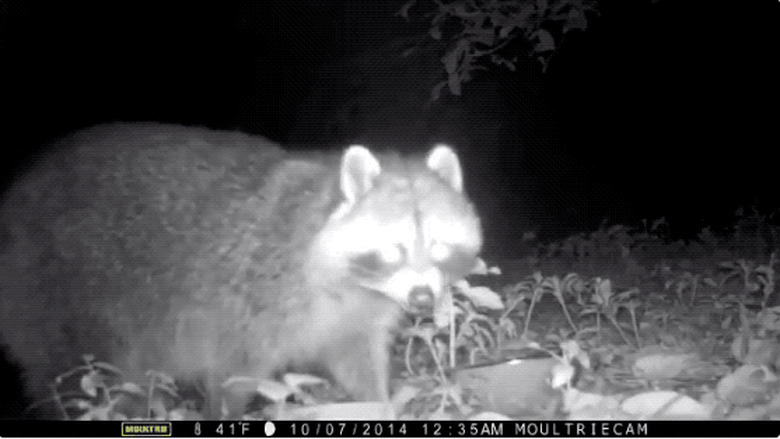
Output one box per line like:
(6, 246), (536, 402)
(0, 0), (779, 419)
(2, 1), (779, 256)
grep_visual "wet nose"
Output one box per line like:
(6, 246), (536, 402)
(408, 285), (434, 315)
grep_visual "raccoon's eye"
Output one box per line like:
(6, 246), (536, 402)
(429, 242), (451, 263)
(379, 244), (403, 266)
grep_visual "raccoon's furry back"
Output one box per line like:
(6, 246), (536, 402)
(0, 123), (372, 414)
(0, 122), (483, 419)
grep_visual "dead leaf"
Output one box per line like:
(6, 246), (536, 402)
(717, 365), (777, 406)
(632, 350), (699, 381)
(562, 388), (621, 418)
(620, 390), (710, 420)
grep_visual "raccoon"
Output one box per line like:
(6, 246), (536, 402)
(0, 122), (482, 418)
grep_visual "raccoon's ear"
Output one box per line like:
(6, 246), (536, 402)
(340, 145), (381, 204)
(426, 144), (463, 193)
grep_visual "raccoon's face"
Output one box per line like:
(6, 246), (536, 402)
(311, 144), (482, 314)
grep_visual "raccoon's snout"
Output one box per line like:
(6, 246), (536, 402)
(408, 285), (435, 315)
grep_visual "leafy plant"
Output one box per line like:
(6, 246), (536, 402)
(30, 355), (189, 420)
(398, 0), (599, 98)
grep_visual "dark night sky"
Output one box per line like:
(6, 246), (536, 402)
(1, 1), (779, 255)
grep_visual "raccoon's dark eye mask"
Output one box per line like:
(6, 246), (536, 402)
(349, 246), (406, 277)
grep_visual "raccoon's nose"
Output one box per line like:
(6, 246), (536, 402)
(408, 285), (435, 315)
